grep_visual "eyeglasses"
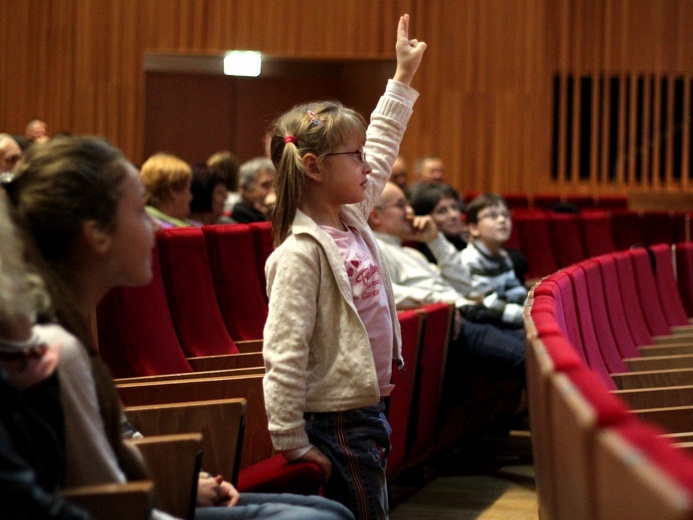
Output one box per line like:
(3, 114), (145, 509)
(478, 210), (511, 221)
(325, 149), (367, 163)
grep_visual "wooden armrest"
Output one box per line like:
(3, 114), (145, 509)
(632, 405), (693, 433)
(638, 344), (693, 357)
(117, 373), (272, 469)
(651, 334), (693, 346)
(62, 481), (153, 520)
(124, 398), (247, 486)
(235, 340), (263, 353)
(611, 367), (693, 390)
(115, 365), (264, 385)
(187, 351), (264, 371)
(130, 434), (202, 519)
(613, 384), (693, 409)
(625, 353), (693, 372)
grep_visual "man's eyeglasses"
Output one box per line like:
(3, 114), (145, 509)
(325, 149), (367, 163)
(478, 210), (511, 221)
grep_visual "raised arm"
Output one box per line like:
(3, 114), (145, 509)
(393, 14), (427, 87)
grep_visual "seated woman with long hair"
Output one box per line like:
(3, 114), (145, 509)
(5, 136), (352, 520)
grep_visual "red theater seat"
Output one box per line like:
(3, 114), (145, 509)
(203, 224), (268, 341)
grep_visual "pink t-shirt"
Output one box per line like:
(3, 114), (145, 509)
(321, 224), (394, 397)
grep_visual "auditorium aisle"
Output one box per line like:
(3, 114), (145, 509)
(391, 430), (538, 520)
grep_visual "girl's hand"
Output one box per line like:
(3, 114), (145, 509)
(393, 14), (427, 86)
(297, 446), (333, 482)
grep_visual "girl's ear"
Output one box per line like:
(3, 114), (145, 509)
(82, 220), (112, 255)
(301, 153), (322, 182)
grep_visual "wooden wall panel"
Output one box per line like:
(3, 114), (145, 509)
(1, 0), (692, 200)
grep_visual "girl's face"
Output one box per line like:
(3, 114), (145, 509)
(211, 182), (228, 221)
(105, 164), (156, 288)
(430, 196), (465, 237)
(321, 137), (371, 205)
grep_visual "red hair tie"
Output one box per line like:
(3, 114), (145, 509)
(283, 135), (297, 145)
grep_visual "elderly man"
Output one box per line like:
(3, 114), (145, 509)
(25, 119), (49, 145)
(405, 154), (447, 199)
(230, 156), (275, 223)
(0, 134), (22, 173)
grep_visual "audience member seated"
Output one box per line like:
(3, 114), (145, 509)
(7, 136), (353, 520)
(141, 152), (195, 229)
(0, 133), (22, 174)
(390, 155), (409, 190)
(460, 193), (527, 328)
(230, 157), (275, 224)
(0, 189), (91, 519)
(407, 182), (467, 261)
(189, 164), (228, 226)
(409, 184), (529, 284)
(207, 150), (241, 220)
(405, 154), (445, 198)
(368, 182), (525, 381)
(25, 118), (50, 146)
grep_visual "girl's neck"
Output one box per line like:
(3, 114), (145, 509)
(299, 187), (345, 230)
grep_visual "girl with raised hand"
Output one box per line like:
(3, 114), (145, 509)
(263, 14), (426, 520)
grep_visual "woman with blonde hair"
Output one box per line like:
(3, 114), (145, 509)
(141, 152), (194, 228)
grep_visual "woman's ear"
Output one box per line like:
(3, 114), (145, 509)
(301, 153), (322, 182)
(82, 220), (112, 255)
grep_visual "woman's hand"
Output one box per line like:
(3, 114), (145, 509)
(393, 14), (427, 86)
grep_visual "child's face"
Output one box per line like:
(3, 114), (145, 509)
(468, 203), (511, 251)
(321, 137), (371, 206)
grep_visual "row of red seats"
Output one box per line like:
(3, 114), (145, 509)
(95, 222), (460, 495)
(525, 243), (693, 519)
(507, 210), (691, 280)
(462, 192), (629, 210)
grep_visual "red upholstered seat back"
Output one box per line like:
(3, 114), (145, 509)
(97, 246), (193, 378)
(547, 213), (587, 268)
(387, 310), (422, 480)
(513, 214), (560, 279)
(157, 227), (241, 357)
(649, 243), (691, 327)
(202, 224), (268, 341)
(580, 212), (617, 257)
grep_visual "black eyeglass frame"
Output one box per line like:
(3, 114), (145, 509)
(324, 149), (367, 163)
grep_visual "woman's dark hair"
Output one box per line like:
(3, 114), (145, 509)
(190, 164), (225, 213)
(8, 136), (128, 263)
(408, 183), (461, 216)
(5, 136), (148, 481)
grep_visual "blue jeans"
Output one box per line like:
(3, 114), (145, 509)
(195, 492), (355, 519)
(304, 402), (391, 520)
(458, 320), (525, 370)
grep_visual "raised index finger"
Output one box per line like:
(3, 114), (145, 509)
(398, 14), (409, 40)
